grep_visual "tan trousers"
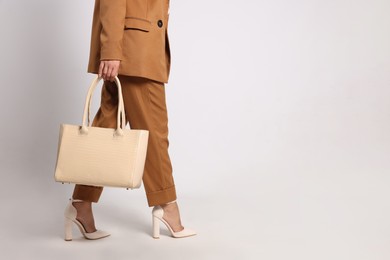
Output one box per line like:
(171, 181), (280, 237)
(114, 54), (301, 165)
(72, 75), (176, 207)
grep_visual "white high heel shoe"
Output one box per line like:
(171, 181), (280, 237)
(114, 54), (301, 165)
(64, 198), (110, 241)
(152, 201), (196, 239)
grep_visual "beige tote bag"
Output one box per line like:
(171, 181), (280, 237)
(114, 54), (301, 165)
(54, 76), (149, 189)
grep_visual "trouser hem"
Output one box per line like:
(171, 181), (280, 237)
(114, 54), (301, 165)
(72, 184), (103, 203)
(146, 185), (177, 207)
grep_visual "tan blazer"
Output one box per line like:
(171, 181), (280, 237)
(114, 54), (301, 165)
(87, 0), (171, 83)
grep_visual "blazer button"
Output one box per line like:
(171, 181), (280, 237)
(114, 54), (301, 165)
(157, 20), (163, 28)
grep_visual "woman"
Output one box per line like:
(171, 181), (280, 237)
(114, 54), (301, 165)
(63, 0), (196, 240)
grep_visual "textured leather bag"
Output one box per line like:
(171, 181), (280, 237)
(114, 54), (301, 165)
(54, 76), (149, 189)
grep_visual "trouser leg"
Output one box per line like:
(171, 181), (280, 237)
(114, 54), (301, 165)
(72, 76), (177, 206)
(119, 75), (176, 207)
(72, 79), (119, 202)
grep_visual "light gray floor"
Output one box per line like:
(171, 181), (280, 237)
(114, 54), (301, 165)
(1, 159), (389, 260)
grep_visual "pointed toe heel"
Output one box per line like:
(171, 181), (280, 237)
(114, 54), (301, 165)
(63, 198), (111, 241)
(151, 204), (196, 239)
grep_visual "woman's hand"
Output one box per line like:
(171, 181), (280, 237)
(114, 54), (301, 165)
(98, 60), (120, 82)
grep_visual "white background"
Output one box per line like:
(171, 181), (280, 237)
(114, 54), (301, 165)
(0, 0), (389, 259)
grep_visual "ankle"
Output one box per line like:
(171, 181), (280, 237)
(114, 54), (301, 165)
(72, 202), (93, 218)
(72, 200), (92, 208)
(161, 200), (177, 209)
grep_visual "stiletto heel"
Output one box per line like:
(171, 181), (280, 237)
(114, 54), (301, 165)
(64, 218), (73, 241)
(152, 215), (160, 239)
(63, 197), (110, 241)
(151, 202), (196, 239)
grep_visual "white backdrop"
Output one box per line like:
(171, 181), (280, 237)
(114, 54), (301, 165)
(0, 0), (389, 259)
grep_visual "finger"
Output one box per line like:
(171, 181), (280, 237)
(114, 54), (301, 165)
(98, 62), (105, 78)
(111, 67), (119, 81)
(114, 63), (119, 76)
(111, 63), (119, 80)
(107, 66), (114, 82)
(102, 63), (109, 81)
(101, 62), (107, 80)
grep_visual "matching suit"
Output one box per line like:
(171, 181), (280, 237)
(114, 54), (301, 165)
(72, 0), (176, 207)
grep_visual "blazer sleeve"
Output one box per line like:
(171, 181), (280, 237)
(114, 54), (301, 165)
(99, 0), (126, 60)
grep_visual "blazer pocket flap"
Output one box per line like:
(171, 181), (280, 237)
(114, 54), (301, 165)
(124, 18), (151, 32)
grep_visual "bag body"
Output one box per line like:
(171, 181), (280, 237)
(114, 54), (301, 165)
(54, 76), (149, 189)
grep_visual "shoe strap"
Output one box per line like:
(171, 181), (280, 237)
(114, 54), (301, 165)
(70, 198), (84, 202)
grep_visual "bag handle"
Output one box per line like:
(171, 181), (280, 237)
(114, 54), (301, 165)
(80, 76), (126, 136)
